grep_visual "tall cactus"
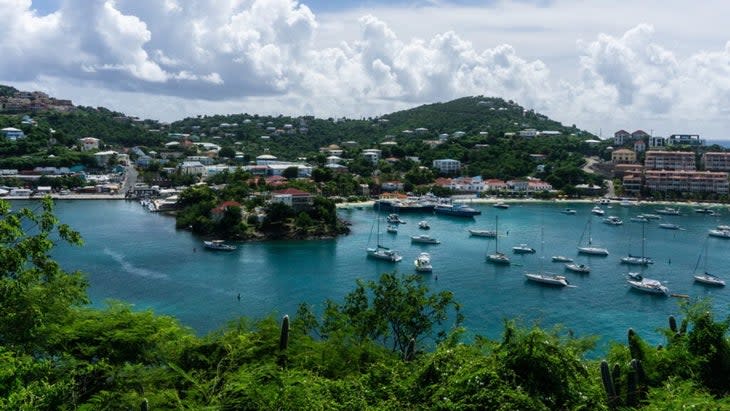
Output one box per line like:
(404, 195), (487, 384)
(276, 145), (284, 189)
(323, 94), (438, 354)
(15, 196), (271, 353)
(668, 315), (677, 333)
(140, 398), (149, 411)
(627, 328), (644, 361)
(600, 360), (618, 408)
(279, 315), (290, 351)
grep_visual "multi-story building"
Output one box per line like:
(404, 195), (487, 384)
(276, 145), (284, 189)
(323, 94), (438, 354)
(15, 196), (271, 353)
(648, 136), (666, 148)
(702, 152), (730, 171)
(362, 149), (382, 164)
(622, 174), (643, 194)
(613, 130), (630, 145)
(668, 134), (704, 146)
(644, 151), (695, 170)
(432, 159), (461, 174)
(611, 148), (636, 164)
(614, 164), (644, 178)
(644, 170), (729, 194)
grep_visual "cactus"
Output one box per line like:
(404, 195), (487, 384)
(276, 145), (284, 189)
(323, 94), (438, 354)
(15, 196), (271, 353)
(140, 398), (149, 411)
(669, 315), (677, 333)
(600, 360), (618, 408)
(279, 315), (289, 351)
(600, 357), (646, 409)
(627, 328), (644, 361)
(626, 367), (637, 407)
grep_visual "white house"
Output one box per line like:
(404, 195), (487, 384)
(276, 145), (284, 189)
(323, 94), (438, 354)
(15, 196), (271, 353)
(432, 159), (461, 174)
(80, 137), (100, 151)
(1, 127), (25, 141)
(452, 131), (466, 138)
(94, 150), (118, 166)
(362, 149), (382, 164)
(179, 161), (207, 176)
(519, 129), (538, 138)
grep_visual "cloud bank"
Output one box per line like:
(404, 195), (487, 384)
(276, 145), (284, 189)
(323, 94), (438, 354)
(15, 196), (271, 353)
(2, 0), (730, 137)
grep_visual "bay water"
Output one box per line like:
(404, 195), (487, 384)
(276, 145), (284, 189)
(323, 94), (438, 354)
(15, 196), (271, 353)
(16, 199), (730, 354)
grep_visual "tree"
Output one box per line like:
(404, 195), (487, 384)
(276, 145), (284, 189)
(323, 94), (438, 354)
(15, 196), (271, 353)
(282, 166), (299, 179)
(218, 146), (236, 159)
(0, 197), (88, 349)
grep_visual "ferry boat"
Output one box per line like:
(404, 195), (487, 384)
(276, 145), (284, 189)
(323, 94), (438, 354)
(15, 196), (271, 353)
(434, 203), (481, 217)
(203, 240), (237, 251)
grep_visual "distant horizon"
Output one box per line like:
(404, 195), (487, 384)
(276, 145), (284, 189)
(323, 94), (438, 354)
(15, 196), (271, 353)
(4, 0), (730, 138)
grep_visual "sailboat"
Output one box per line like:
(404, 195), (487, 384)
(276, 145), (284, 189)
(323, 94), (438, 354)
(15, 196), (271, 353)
(525, 223), (569, 286)
(621, 220), (653, 265)
(577, 215), (609, 256)
(486, 215), (510, 265)
(367, 205), (402, 262)
(693, 239), (725, 286)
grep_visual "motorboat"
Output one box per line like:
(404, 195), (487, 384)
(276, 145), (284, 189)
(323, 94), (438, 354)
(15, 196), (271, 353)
(469, 229), (497, 238)
(386, 225), (398, 234)
(695, 207), (716, 215)
(717, 225), (730, 231)
(373, 198), (436, 213)
(493, 202), (510, 209)
(367, 246), (403, 262)
(659, 223), (680, 230)
(411, 234), (440, 244)
(414, 252), (433, 273)
(627, 277), (669, 296)
(512, 244), (536, 254)
(203, 240), (237, 251)
(603, 216), (623, 225)
(386, 214), (406, 224)
(434, 203), (482, 217)
(630, 215), (649, 223)
(656, 207), (680, 216)
(551, 255), (573, 262)
(418, 220), (431, 230)
(708, 229), (730, 239)
(565, 263), (590, 273)
(486, 215), (510, 265)
(561, 208), (577, 215)
(694, 273), (726, 286)
(591, 206), (605, 216)
(642, 214), (661, 220)
(621, 255), (654, 265)
(525, 273), (569, 286)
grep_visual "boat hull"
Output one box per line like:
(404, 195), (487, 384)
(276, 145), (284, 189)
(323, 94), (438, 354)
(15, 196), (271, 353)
(694, 275), (725, 286)
(525, 273), (569, 286)
(578, 247), (609, 256)
(367, 248), (402, 262)
(487, 253), (511, 265)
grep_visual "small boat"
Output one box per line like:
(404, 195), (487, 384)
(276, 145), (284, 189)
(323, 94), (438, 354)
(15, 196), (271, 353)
(630, 215), (649, 223)
(386, 214), (406, 224)
(414, 252), (433, 273)
(694, 273), (725, 286)
(695, 207), (716, 215)
(434, 203), (482, 217)
(627, 277), (669, 295)
(493, 202), (510, 209)
(591, 206), (605, 216)
(418, 220), (430, 230)
(603, 216), (623, 225)
(525, 273), (569, 286)
(486, 216), (510, 265)
(512, 244), (536, 254)
(621, 255), (653, 265)
(561, 208), (577, 215)
(656, 207), (680, 216)
(659, 223), (680, 230)
(717, 225), (730, 231)
(551, 255), (573, 262)
(386, 225), (398, 234)
(709, 229), (730, 239)
(642, 214), (661, 220)
(203, 240), (237, 251)
(469, 229), (497, 238)
(411, 234), (440, 244)
(565, 263), (590, 273)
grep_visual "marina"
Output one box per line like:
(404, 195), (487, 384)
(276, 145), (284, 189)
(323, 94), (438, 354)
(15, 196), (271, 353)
(25, 199), (730, 352)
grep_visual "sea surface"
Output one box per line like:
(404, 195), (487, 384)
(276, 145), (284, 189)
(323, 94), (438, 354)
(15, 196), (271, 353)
(13, 199), (730, 354)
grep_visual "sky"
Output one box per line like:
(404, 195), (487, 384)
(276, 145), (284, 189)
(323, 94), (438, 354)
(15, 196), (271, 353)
(2, 0), (730, 140)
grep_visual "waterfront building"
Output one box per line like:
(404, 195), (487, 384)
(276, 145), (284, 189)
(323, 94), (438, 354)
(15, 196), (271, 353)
(644, 151), (695, 171)
(612, 148), (636, 164)
(644, 170), (729, 194)
(622, 174), (643, 194)
(270, 188), (314, 211)
(432, 159), (461, 174)
(702, 152), (730, 171)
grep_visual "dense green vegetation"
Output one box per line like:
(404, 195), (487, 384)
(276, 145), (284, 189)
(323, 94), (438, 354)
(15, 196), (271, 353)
(2, 199), (730, 409)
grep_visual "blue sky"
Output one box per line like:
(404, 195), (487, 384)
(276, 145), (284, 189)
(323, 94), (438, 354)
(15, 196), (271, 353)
(5, 0), (730, 139)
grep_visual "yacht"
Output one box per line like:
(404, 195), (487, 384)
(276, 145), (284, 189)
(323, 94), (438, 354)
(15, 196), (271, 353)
(656, 207), (680, 216)
(621, 255), (653, 265)
(551, 255), (573, 262)
(695, 207), (716, 215)
(561, 208), (577, 215)
(627, 277), (669, 296)
(694, 273), (725, 286)
(434, 203), (482, 217)
(386, 225), (398, 234)
(411, 234), (441, 244)
(659, 223), (681, 230)
(203, 240), (237, 251)
(512, 244), (536, 254)
(591, 206), (605, 216)
(525, 273), (569, 286)
(630, 215), (649, 223)
(386, 214), (406, 224)
(418, 220), (431, 230)
(367, 246), (403, 262)
(717, 225), (730, 231)
(708, 229), (730, 239)
(493, 202), (510, 209)
(469, 229), (497, 238)
(642, 214), (661, 220)
(414, 252), (433, 273)
(565, 263), (590, 273)
(603, 216), (623, 225)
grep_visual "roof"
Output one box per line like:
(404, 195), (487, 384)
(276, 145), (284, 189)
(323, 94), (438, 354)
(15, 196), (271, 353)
(1, 127), (22, 132)
(272, 188), (312, 197)
(212, 201), (241, 214)
(257, 154), (278, 159)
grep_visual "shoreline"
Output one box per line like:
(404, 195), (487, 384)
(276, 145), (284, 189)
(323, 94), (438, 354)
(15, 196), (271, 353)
(336, 197), (730, 209)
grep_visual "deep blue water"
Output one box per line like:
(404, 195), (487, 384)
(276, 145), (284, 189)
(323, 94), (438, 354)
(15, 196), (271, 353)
(13, 200), (730, 354)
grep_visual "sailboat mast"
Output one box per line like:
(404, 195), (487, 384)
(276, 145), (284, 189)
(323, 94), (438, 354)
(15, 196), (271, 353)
(495, 215), (499, 253)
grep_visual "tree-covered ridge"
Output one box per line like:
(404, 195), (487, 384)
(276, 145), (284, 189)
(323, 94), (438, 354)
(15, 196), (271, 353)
(0, 85), (18, 97)
(2, 199), (730, 409)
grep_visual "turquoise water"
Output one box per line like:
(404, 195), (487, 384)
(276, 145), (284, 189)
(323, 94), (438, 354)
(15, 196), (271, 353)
(15, 200), (730, 353)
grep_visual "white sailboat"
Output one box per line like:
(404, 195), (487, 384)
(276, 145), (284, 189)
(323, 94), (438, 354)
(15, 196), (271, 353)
(486, 215), (510, 265)
(621, 221), (653, 266)
(577, 215), (609, 256)
(693, 239), (725, 286)
(525, 223), (569, 286)
(367, 205), (402, 262)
